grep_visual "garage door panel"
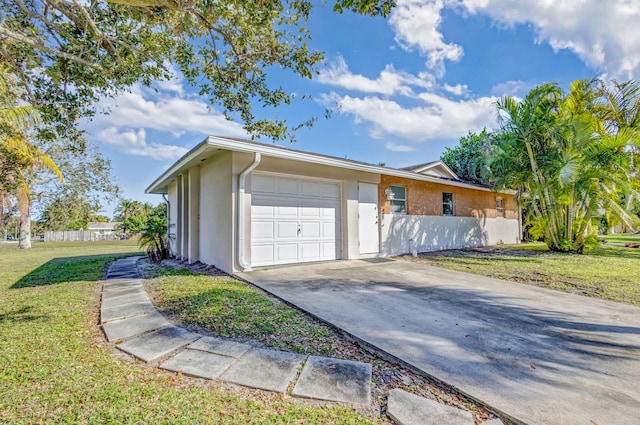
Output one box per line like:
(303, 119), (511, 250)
(321, 183), (340, 198)
(252, 204), (275, 217)
(251, 174), (341, 267)
(301, 181), (321, 196)
(277, 244), (298, 261)
(277, 221), (299, 239)
(276, 204), (298, 216)
(252, 221), (274, 239)
(300, 243), (321, 260)
(252, 175), (276, 193)
(252, 245), (274, 265)
(322, 222), (337, 238)
(322, 242), (337, 258)
(301, 222), (320, 238)
(277, 178), (299, 195)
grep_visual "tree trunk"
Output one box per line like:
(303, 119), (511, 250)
(18, 211), (31, 249)
(17, 187), (31, 249)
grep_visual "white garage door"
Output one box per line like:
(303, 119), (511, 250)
(250, 173), (342, 267)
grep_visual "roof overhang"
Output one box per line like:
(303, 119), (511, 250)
(146, 136), (512, 195)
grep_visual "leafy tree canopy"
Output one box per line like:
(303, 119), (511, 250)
(1, 0), (396, 146)
(440, 129), (492, 186)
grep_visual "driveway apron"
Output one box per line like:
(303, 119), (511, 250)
(238, 259), (640, 425)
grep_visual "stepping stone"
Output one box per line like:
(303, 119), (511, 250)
(102, 311), (171, 341)
(188, 336), (251, 358)
(292, 356), (372, 405)
(101, 300), (156, 322)
(101, 289), (149, 309)
(387, 389), (474, 425)
(161, 349), (236, 379)
(117, 326), (200, 363)
(220, 348), (306, 393)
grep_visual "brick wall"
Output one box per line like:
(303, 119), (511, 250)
(378, 175), (518, 220)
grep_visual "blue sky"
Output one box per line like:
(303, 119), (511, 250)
(83, 0), (640, 217)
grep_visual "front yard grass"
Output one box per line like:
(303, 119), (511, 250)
(408, 242), (640, 305)
(0, 241), (376, 425)
(147, 267), (335, 356)
(600, 234), (640, 244)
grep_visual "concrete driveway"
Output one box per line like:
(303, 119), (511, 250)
(238, 259), (640, 425)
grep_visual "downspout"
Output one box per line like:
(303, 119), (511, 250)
(237, 152), (261, 271)
(162, 193), (171, 257)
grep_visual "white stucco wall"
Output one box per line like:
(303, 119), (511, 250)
(167, 181), (178, 256)
(380, 214), (520, 256)
(199, 151), (233, 273)
(188, 167), (200, 263)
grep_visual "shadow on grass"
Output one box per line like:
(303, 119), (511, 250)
(0, 305), (47, 323)
(11, 252), (141, 289)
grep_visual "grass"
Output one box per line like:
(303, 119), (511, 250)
(600, 234), (640, 244)
(148, 269), (335, 355)
(0, 241), (377, 424)
(410, 242), (640, 305)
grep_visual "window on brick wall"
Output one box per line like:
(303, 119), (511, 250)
(496, 197), (504, 218)
(388, 185), (406, 214)
(443, 192), (454, 216)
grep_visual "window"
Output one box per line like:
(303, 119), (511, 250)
(388, 185), (406, 214)
(443, 192), (454, 215)
(496, 197), (504, 218)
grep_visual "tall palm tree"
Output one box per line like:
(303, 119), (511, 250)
(0, 68), (63, 248)
(489, 80), (639, 252)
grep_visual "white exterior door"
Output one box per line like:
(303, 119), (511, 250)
(250, 173), (342, 267)
(358, 182), (380, 254)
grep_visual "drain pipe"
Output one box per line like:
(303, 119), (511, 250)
(237, 152), (261, 271)
(162, 193), (171, 256)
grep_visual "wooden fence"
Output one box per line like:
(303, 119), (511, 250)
(44, 231), (119, 242)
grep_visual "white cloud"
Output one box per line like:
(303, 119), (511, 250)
(327, 91), (497, 141)
(456, 0), (640, 79)
(386, 142), (417, 152)
(443, 83), (469, 96)
(94, 127), (188, 161)
(317, 57), (434, 96)
(97, 86), (246, 138)
(89, 82), (248, 160)
(490, 80), (529, 97)
(389, 0), (464, 75)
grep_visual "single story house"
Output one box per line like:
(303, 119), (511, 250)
(146, 136), (521, 274)
(87, 222), (121, 234)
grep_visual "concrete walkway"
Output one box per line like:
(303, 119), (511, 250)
(100, 257), (373, 407)
(239, 259), (640, 425)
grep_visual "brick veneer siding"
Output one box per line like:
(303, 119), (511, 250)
(378, 175), (518, 220)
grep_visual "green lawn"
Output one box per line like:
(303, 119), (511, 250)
(410, 242), (640, 305)
(0, 241), (376, 425)
(600, 234), (640, 244)
(148, 268), (336, 356)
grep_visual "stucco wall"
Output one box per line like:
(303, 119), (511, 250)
(379, 175), (518, 219)
(167, 181), (178, 256)
(380, 214), (521, 256)
(199, 151), (233, 272)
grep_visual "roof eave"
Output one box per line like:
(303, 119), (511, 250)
(145, 136), (510, 195)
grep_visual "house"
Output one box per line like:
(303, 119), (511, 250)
(86, 222), (121, 235)
(146, 136), (521, 274)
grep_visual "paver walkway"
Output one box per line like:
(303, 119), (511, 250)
(100, 257), (372, 406)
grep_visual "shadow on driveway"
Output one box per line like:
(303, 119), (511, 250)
(240, 259), (640, 425)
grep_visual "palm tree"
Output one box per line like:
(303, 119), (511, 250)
(489, 80), (639, 253)
(0, 68), (63, 249)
